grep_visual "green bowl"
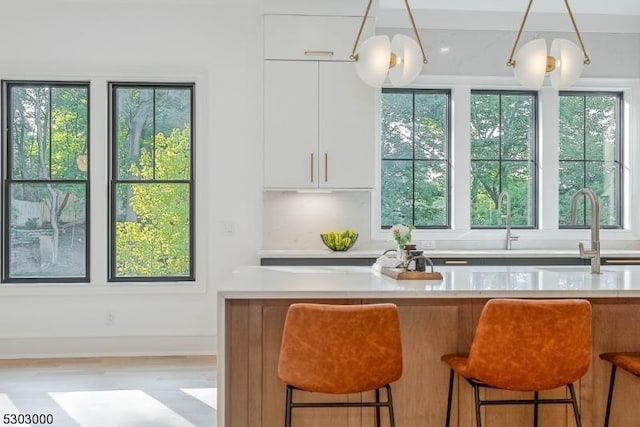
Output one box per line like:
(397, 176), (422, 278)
(320, 232), (358, 251)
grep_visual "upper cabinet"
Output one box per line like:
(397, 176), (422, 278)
(264, 15), (364, 62)
(263, 14), (376, 190)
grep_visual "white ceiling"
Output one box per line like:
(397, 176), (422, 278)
(378, 0), (640, 33)
(380, 0), (640, 16)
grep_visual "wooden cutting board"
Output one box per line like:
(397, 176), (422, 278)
(380, 267), (443, 280)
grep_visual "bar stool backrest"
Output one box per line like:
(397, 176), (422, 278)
(277, 303), (403, 394)
(464, 298), (592, 391)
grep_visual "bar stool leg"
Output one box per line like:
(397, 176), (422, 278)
(568, 383), (582, 427)
(386, 384), (396, 427)
(445, 369), (454, 427)
(533, 391), (539, 427)
(284, 385), (293, 427)
(473, 383), (482, 427)
(375, 388), (381, 427)
(603, 365), (617, 427)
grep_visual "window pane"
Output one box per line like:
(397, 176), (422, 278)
(586, 161), (619, 227)
(381, 160), (413, 226)
(111, 84), (194, 281)
(415, 93), (448, 160)
(381, 92), (414, 159)
(115, 87), (154, 180)
(470, 160), (500, 226)
(501, 94), (534, 161)
(414, 161), (447, 226)
(558, 160), (585, 226)
(8, 183), (87, 278)
(585, 95), (618, 161)
(559, 92), (622, 228)
(559, 96), (585, 160)
(114, 183), (191, 278)
(470, 91), (536, 228)
(5, 83), (89, 282)
(10, 87), (51, 180)
(502, 161), (534, 226)
(381, 89), (450, 228)
(51, 87), (89, 179)
(470, 94), (500, 159)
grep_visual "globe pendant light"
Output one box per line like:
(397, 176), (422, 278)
(507, 0), (590, 90)
(351, 0), (428, 88)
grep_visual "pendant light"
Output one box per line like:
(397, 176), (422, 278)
(507, 0), (590, 90)
(350, 0), (428, 88)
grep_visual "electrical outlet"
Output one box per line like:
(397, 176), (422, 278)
(106, 311), (115, 325)
(220, 221), (234, 236)
(421, 240), (436, 250)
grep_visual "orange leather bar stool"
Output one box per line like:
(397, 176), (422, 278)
(277, 303), (403, 427)
(441, 299), (592, 427)
(599, 352), (640, 427)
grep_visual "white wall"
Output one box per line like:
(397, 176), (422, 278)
(0, 0), (264, 358)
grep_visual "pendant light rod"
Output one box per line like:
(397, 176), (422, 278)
(506, 0), (590, 68)
(350, 0), (428, 64)
(403, 0), (428, 64)
(563, 0), (591, 65)
(350, 0), (375, 61)
(507, 0), (534, 67)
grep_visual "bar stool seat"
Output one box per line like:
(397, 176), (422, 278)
(277, 303), (403, 427)
(441, 298), (592, 427)
(599, 352), (640, 427)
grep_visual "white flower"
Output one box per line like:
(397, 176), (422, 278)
(391, 224), (411, 238)
(391, 223), (414, 247)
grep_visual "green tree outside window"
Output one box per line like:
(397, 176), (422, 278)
(470, 91), (537, 228)
(380, 89), (450, 228)
(110, 84), (194, 281)
(558, 92), (622, 228)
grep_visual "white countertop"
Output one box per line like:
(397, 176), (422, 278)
(219, 265), (640, 299)
(258, 249), (640, 259)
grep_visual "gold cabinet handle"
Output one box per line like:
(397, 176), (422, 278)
(304, 50), (334, 56)
(324, 153), (328, 182)
(605, 259), (640, 264)
(310, 153), (314, 182)
(444, 260), (468, 265)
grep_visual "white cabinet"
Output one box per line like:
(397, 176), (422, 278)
(264, 14), (365, 61)
(264, 60), (375, 190)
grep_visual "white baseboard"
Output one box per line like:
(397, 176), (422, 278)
(0, 335), (217, 359)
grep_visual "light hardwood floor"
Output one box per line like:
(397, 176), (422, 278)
(0, 356), (217, 427)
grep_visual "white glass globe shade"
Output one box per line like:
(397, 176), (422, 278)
(549, 38), (584, 90)
(388, 34), (423, 86)
(513, 38), (548, 90)
(354, 35), (392, 88)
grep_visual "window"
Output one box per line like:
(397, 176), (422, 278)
(558, 92), (622, 228)
(380, 89), (450, 228)
(470, 91), (537, 228)
(109, 83), (194, 281)
(2, 82), (89, 282)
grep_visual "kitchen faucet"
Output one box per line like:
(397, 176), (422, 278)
(569, 188), (601, 274)
(497, 190), (519, 250)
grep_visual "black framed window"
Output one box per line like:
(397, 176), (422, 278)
(380, 89), (450, 228)
(558, 92), (623, 228)
(2, 82), (89, 282)
(109, 83), (194, 281)
(470, 90), (537, 228)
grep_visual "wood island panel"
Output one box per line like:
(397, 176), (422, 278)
(225, 298), (640, 427)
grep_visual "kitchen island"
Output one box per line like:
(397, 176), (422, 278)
(218, 265), (640, 427)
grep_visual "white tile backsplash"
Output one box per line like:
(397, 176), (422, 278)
(263, 191), (373, 249)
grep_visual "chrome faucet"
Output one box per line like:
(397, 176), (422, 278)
(569, 188), (601, 274)
(497, 190), (519, 250)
